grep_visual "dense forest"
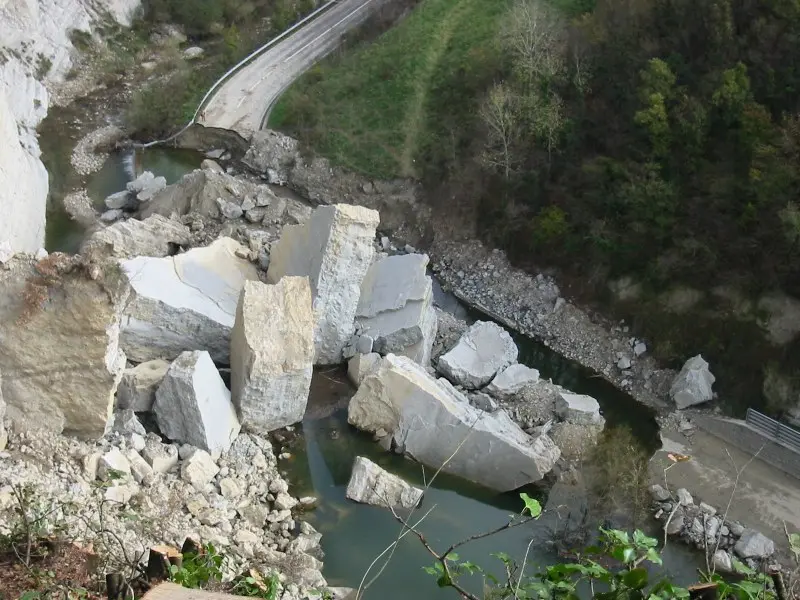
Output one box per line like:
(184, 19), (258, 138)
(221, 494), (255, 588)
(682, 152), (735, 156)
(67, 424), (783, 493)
(273, 0), (800, 298)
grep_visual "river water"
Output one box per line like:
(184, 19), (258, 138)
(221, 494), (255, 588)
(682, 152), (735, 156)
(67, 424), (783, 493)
(37, 125), (704, 596)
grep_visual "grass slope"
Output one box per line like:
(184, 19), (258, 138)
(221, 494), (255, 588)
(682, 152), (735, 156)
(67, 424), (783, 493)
(269, 0), (509, 179)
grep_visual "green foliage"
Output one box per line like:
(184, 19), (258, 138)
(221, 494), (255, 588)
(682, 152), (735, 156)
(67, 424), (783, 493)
(424, 498), (778, 599)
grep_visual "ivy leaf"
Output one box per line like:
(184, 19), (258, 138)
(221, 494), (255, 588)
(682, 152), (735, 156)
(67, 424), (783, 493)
(633, 529), (658, 548)
(520, 492), (542, 517)
(444, 552), (459, 562)
(646, 547), (663, 566)
(622, 567), (649, 589)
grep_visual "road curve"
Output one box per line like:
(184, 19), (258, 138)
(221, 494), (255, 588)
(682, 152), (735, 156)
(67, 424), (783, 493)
(199, 0), (387, 137)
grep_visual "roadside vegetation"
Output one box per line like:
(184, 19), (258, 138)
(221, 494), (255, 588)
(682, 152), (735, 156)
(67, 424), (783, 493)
(121, 0), (319, 138)
(270, 0), (800, 418)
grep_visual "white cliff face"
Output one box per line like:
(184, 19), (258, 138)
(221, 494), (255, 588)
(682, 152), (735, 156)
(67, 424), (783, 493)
(0, 0), (140, 252)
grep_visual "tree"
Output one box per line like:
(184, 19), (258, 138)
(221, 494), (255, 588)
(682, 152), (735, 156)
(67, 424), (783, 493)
(501, 0), (565, 88)
(479, 83), (522, 179)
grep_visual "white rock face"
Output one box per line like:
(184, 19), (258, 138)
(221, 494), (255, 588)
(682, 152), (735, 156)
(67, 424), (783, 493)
(231, 278), (314, 434)
(0, 256), (127, 437)
(0, 0), (140, 253)
(154, 351), (241, 454)
(670, 355), (715, 409)
(348, 354), (560, 491)
(347, 352), (382, 386)
(346, 456), (423, 509)
(81, 215), (191, 259)
(555, 392), (603, 425)
(356, 254), (437, 365)
(116, 359), (170, 412)
(120, 237), (260, 363)
(437, 321), (518, 389)
(267, 204), (379, 364)
(486, 364), (540, 399)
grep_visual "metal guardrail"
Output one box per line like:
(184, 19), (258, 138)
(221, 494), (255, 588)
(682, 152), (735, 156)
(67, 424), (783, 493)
(135, 0), (338, 149)
(746, 408), (800, 451)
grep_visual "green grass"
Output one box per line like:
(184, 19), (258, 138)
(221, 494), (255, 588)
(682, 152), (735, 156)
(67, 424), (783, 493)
(269, 0), (510, 179)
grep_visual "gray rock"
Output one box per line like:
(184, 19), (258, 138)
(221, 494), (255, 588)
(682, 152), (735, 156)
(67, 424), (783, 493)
(485, 364), (540, 399)
(230, 279), (314, 434)
(105, 190), (133, 210)
(154, 351), (241, 454)
(127, 171), (156, 194)
(119, 237), (260, 363)
(470, 392), (498, 412)
(734, 529), (775, 559)
(217, 199), (243, 220)
(348, 354), (559, 491)
(671, 355), (715, 409)
(356, 335), (374, 355)
(110, 409), (146, 436)
(267, 204), (379, 364)
(555, 392), (603, 425)
(116, 359), (170, 412)
(728, 521), (745, 537)
(181, 449), (220, 491)
(713, 549), (733, 573)
(101, 209), (123, 222)
(676, 488), (693, 506)
(98, 448), (131, 481)
(649, 484), (671, 502)
(699, 502), (717, 516)
(137, 176), (167, 202)
(617, 356), (632, 370)
(126, 450), (155, 486)
(201, 159), (223, 173)
(347, 352), (382, 387)
(665, 508), (684, 535)
(633, 342), (647, 357)
(183, 46), (204, 59)
(142, 437), (179, 473)
(356, 254), (437, 365)
(346, 456), (423, 509)
(82, 214), (191, 260)
(437, 321), (518, 389)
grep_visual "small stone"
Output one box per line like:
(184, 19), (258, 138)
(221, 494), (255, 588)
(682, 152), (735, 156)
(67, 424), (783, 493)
(126, 450), (155, 486)
(241, 196), (256, 211)
(219, 478), (242, 499)
(235, 530), (259, 545)
(665, 508), (684, 535)
(274, 492), (298, 511)
(676, 488), (693, 506)
(269, 479), (289, 495)
(356, 335), (374, 355)
(470, 392), (498, 413)
(83, 452), (101, 480)
(104, 483), (137, 504)
(713, 550), (733, 573)
(181, 450), (220, 491)
(101, 209), (123, 222)
(217, 198), (243, 219)
(239, 504), (269, 528)
(649, 484), (671, 502)
(98, 448), (131, 481)
(617, 356), (632, 370)
(634, 342), (647, 357)
(699, 502), (717, 516)
(143, 440), (179, 473)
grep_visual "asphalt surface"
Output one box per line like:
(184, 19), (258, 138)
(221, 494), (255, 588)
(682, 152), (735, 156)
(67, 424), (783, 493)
(199, 0), (387, 136)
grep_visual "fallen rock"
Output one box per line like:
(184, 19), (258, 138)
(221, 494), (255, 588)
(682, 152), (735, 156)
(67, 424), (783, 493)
(267, 204), (379, 364)
(183, 46), (204, 59)
(181, 449), (220, 491)
(486, 364), (540, 399)
(555, 392), (603, 425)
(120, 237), (259, 363)
(201, 159), (223, 173)
(670, 355), (715, 409)
(345, 456), (423, 509)
(734, 529), (775, 559)
(347, 352), (382, 386)
(348, 354), (560, 491)
(116, 359), (170, 412)
(676, 488), (693, 506)
(126, 449), (155, 485)
(231, 278), (314, 434)
(128, 171), (166, 202)
(105, 190), (133, 210)
(0, 255), (127, 437)
(154, 351), (241, 454)
(110, 409), (146, 436)
(142, 437), (179, 473)
(437, 321), (518, 389)
(712, 549), (733, 573)
(549, 422), (604, 459)
(81, 215), (191, 259)
(355, 254), (437, 365)
(649, 484), (671, 502)
(98, 448), (131, 481)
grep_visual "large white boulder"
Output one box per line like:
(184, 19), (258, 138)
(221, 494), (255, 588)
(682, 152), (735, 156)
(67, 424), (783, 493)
(267, 204), (379, 364)
(119, 237), (260, 364)
(346, 456), (423, 509)
(486, 364), (540, 399)
(231, 278), (314, 434)
(0, 255), (127, 437)
(356, 254), (437, 365)
(670, 355), (715, 409)
(437, 321), (518, 389)
(154, 351), (241, 454)
(348, 354), (560, 491)
(81, 215), (191, 259)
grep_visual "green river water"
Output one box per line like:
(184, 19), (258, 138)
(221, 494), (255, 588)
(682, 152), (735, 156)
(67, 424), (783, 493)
(38, 124), (705, 597)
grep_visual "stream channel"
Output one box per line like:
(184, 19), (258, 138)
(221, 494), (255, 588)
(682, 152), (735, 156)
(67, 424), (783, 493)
(40, 133), (705, 597)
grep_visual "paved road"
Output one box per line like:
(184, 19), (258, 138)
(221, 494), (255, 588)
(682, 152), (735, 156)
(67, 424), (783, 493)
(200, 0), (386, 137)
